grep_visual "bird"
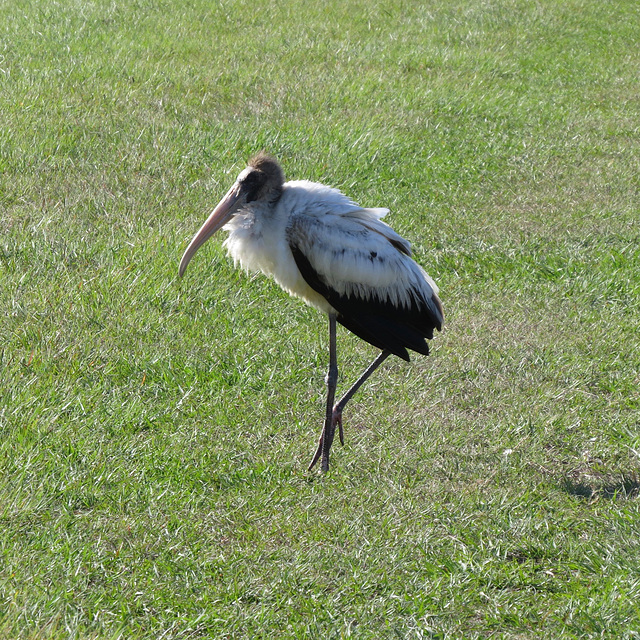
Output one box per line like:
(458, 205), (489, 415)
(179, 152), (443, 472)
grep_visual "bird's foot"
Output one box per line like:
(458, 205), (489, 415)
(308, 434), (324, 472)
(308, 405), (344, 472)
(333, 406), (344, 446)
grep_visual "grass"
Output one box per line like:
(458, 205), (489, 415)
(1, 0), (640, 637)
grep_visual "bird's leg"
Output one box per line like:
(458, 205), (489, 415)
(308, 342), (392, 472)
(308, 314), (339, 472)
(332, 350), (391, 444)
(321, 313), (340, 472)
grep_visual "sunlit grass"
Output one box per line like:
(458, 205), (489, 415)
(1, 0), (640, 637)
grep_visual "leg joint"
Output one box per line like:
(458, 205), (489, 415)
(325, 363), (338, 387)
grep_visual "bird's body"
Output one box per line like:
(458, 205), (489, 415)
(179, 153), (443, 471)
(223, 181), (340, 314)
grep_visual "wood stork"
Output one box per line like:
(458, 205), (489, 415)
(179, 153), (443, 472)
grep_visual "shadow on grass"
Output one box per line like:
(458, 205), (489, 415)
(562, 470), (640, 501)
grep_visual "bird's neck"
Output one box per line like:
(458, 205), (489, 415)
(227, 200), (275, 236)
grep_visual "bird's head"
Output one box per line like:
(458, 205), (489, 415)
(179, 152), (284, 277)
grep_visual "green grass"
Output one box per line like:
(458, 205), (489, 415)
(2, 0), (640, 637)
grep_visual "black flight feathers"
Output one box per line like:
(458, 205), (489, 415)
(289, 244), (441, 362)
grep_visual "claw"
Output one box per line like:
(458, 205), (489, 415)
(308, 407), (343, 471)
(333, 407), (344, 446)
(308, 433), (323, 471)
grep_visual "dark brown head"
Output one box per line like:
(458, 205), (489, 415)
(179, 153), (284, 276)
(241, 151), (285, 204)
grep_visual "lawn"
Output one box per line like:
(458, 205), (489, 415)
(1, 0), (640, 637)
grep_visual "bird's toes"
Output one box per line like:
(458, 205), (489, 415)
(332, 407), (344, 446)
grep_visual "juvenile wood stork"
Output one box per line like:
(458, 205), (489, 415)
(179, 153), (443, 472)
